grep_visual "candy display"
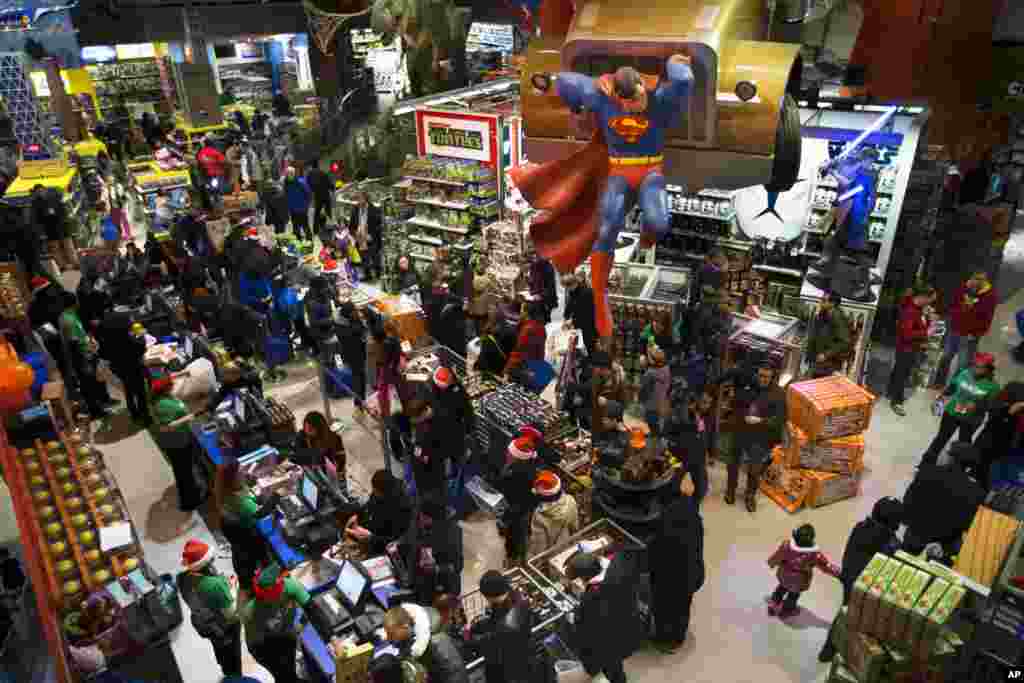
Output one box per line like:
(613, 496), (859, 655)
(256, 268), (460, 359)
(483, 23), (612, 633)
(477, 383), (574, 441)
(0, 265), (28, 320)
(12, 438), (140, 611)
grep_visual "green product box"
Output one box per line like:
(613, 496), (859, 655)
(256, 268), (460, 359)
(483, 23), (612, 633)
(849, 554), (895, 633)
(830, 607), (849, 659)
(861, 558), (905, 636)
(846, 632), (890, 683)
(875, 565), (919, 640)
(913, 584), (966, 662)
(886, 568), (933, 644)
(929, 583), (966, 625)
(827, 655), (860, 683)
(912, 577), (952, 617)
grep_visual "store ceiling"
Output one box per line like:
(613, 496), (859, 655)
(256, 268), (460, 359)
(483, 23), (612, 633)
(73, 0), (308, 44)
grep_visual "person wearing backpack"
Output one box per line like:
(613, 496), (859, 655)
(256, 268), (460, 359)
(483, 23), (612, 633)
(241, 562), (311, 683)
(177, 539), (242, 679)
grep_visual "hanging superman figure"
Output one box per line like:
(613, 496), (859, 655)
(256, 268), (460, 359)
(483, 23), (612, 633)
(510, 53), (693, 339)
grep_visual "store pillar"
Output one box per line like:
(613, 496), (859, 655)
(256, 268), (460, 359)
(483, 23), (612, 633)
(265, 40), (285, 95)
(171, 8), (223, 128)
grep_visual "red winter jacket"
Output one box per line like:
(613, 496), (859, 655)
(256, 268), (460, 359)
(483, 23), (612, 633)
(950, 283), (998, 338)
(896, 294), (929, 353)
(504, 319), (547, 375)
(767, 539), (840, 594)
(197, 145), (226, 179)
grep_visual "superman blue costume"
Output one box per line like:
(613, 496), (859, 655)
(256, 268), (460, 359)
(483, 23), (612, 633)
(509, 55), (693, 338)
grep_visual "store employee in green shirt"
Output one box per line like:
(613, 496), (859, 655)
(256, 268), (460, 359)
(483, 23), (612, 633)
(921, 352), (1001, 467)
(179, 539), (243, 678)
(221, 461), (270, 594)
(241, 562), (311, 683)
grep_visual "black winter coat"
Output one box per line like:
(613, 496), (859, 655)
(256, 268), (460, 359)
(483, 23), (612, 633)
(360, 491), (413, 556)
(564, 285), (597, 341)
(469, 589), (534, 683)
(402, 518), (464, 602)
(903, 464), (985, 546)
(838, 517), (900, 600)
(649, 494), (705, 595)
(574, 551), (643, 675)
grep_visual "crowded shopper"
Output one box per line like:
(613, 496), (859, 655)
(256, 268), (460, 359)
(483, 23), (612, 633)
(819, 497), (903, 662)
(887, 285), (937, 416)
(59, 293), (109, 419)
(400, 496), (464, 603)
(97, 312), (149, 426)
(337, 301), (368, 411)
(306, 159), (334, 233)
(241, 562), (311, 683)
(466, 570), (533, 683)
(920, 352), (999, 466)
(503, 300), (547, 387)
(497, 426), (541, 567)
(283, 166), (312, 241)
(467, 273), (497, 337)
(297, 410), (347, 479)
(935, 270), (998, 386)
(177, 539), (243, 679)
(720, 364), (785, 511)
(638, 346), (670, 436)
(562, 271), (598, 355)
(474, 314), (512, 377)
(904, 442), (986, 557)
(663, 386), (712, 503)
(428, 366), (475, 465)
(528, 470), (579, 557)
(640, 312), (675, 360)
(806, 291), (852, 378)
(153, 382), (206, 517)
(566, 550), (643, 683)
(765, 524), (840, 618)
(975, 382), (1024, 488)
(349, 191), (383, 280)
(32, 185), (76, 271)
(345, 469), (413, 556)
(197, 136), (227, 198)
(220, 461), (269, 593)
(394, 254), (420, 294)
(381, 603), (468, 683)
(528, 256), (558, 323)
(649, 474), (705, 653)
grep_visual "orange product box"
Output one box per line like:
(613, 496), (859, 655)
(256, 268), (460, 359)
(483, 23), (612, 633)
(787, 376), (875, 440)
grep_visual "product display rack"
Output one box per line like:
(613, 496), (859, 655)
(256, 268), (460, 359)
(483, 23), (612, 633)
(464, 22), (517, 56)
(87, 59), (165, 113)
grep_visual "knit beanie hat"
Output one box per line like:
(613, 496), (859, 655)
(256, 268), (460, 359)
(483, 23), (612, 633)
(253, 563), (285, 601)
(30, 276), (50, 296)
(871, 497), (903, 531)
(508, 425), (541, 461)
(479, 570), (511, 598)
(793, 524), (816, 548)
(533, 470), (562, 500)
(433, 367), (454, 390)
(181, 538), (214, 571)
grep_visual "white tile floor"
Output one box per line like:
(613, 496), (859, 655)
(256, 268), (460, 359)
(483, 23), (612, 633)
(11, 220), (1024, 683)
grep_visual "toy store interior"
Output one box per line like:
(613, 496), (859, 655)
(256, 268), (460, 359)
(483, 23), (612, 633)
(0, 1), (1021, 683)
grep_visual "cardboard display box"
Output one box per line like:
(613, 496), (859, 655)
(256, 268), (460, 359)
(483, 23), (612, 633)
(786, 422), (865, 474)
(803, 468), (862, 508)
(848, 554), (894, 633)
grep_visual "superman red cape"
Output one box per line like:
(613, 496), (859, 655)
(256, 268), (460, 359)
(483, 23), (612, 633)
(507, 130), (610, 274)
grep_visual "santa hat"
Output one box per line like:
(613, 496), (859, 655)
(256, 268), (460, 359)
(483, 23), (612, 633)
(181, 538), (214, 571)
(252, 563), (286, 602)
(974, 352), (995, 368)
(532, 470), (562, 500)
(150, 376), (174, 396)
(507, 425), (541, 461)
(30, 276), (50, 296)
(433, 367), (454, 390)
(245, 228), (259, 239)
(323, 259), (339, 272)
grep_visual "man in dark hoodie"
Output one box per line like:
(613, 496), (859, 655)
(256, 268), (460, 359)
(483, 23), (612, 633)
(720, 364), (786, 512)
(305, 158), (334, 233)
(401, 496), (464, 604)
(888, 285), (936, 416)
(818, 496), (903, 662)
(562, 271), (598, 356)
(336, 301), (368, 409)
(467, 570), (533, 683)
(902, 441), (986, 557)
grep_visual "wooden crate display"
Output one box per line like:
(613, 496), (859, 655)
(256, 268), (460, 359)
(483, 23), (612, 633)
(786, 422), (865, 474)
(803, 468), (863, 508)
(787, 376), (875, 441)
(953, 506), (1022, 589)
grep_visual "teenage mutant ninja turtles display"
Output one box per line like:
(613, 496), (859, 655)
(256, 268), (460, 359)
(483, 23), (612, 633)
(371, 0), (469, 97)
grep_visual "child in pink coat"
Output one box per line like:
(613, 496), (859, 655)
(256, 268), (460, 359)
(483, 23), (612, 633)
(766, 523), (840, 617)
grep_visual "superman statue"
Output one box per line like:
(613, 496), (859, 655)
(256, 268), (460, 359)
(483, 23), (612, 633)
(509, 54), (693, 339)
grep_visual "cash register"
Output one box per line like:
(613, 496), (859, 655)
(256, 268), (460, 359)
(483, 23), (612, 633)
(309, 559), (385, 640)
(278, 467), (358, 557)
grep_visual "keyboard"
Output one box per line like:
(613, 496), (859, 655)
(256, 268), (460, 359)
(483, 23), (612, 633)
(309, 590), (354, 637)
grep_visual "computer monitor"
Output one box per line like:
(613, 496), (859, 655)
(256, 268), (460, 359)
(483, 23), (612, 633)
(300, 473), (319, 512)
(336, 560), (369, 608)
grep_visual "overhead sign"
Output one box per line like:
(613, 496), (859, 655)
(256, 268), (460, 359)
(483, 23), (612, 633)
(415, 110), (497, 164)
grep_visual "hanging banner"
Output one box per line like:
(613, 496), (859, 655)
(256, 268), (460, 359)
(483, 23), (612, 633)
(415, 109), (498, 164)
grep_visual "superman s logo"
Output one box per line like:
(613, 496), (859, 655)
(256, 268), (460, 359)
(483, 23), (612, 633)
(608, 115), (651, 143)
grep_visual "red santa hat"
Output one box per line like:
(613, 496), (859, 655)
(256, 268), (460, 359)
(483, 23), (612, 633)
(433, 366), (454, 389)
(181, 538), (214, 571)
(507, 425), (542, 461)
(30, 276), (50, 296)
(245, 228), (259, 239)
(532, 470), (562, 499)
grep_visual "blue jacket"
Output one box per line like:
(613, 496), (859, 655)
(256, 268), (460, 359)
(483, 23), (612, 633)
(284, 177), (311, 213)
(556, 58), (692, 159)
(239, 272), (272, 309)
